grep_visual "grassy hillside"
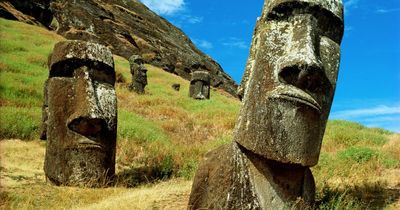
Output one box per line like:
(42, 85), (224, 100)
(0, 18), (399, 209)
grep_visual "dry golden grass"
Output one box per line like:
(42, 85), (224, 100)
(0, 139), (192, 210)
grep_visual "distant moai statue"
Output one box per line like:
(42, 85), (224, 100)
(128, 55), (148, 94)
(43, 40), (118, 187)
(189, 0), (344, 209)
(189, 63), (211, 100)
(172, 83), (181, 91)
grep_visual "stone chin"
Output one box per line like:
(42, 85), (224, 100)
(234, 88), (327, 167)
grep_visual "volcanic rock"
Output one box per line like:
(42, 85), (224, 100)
(49, 0), (238, 96)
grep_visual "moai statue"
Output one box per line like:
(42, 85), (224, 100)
(189, 65), (211, 100)
(128, 55), (148, 94)
(172, 83), (181, 91)
(44, 40), (117, 187)
(189, 0), (344, 209)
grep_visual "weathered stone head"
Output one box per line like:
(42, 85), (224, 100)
(128, 55), (148, 94)
(44, 40), (117, 186)
(235, 0), (344, 166)
(189, 70), (211, 100)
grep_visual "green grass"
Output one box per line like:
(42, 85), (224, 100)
(118, 109), (170, 144)
(0, 106), (41, 139)
(1, 18), (399, 209)
(324, 120), (392, 147)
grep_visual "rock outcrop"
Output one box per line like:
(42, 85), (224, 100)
(49, 0), (238, 96)
(0, 0), (52, 27)
(0, 0), (238, 96)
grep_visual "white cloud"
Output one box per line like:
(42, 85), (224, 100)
(222, 37), (248, 49)
(345, 26), (353, 32)
(376, 8), (400, 14)
(194, 39), (213, 50)
(344, 0), (361, 15)
(330, 104), (400, 132)
(141, 0), (185, 15)
(186, 16), (203, 24)
(331, 105), (400, 119)
(344, 0), (360, 8)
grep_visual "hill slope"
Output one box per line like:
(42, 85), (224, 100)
(0, 18), (399, 209)
(0, 0), (239, 96)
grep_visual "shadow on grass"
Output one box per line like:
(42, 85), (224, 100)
(114, 165), (174, 188)
(316, 182), (400, 209)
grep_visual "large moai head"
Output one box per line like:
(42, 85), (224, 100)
(44, 40), (117, 186)
(234, 0), (344, 166)
(129, 55), (148, 94)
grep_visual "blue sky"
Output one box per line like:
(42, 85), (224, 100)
(140, 0), (400, 133)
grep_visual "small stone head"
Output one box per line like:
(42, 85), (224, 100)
(129, 55), (147, 94)
(44, 40), (117, 186)
(234, 0), (344, 166)
(190, 71), (211, 100)
(129, 54), (144, 74)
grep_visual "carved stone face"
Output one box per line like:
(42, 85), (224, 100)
(190, 71), (211, 100)
(44, 41), (117, 186)
(234, 0), (344, 166)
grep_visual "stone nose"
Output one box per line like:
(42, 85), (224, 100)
(277, 14), (324, 92)
(67, 66), (107, 138)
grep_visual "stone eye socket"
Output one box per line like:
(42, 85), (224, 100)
(88, 68), (115, 85)
(50, 60), (115, 85)
(49, 62), (76, 78)
(266, 3), (344, 44)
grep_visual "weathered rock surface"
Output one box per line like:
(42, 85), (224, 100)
(44, 40), (117, 187)
(0, 0), (52, 27)
(47, 0), (237, 96)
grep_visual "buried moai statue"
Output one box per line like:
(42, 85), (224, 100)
(189, 68), (211, 100)
(128, 55), (148, 94)
(189, 0), (344, 209)
(43, 40), (117, 187)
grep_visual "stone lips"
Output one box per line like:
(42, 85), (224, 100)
(49, 40), (114, 72)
